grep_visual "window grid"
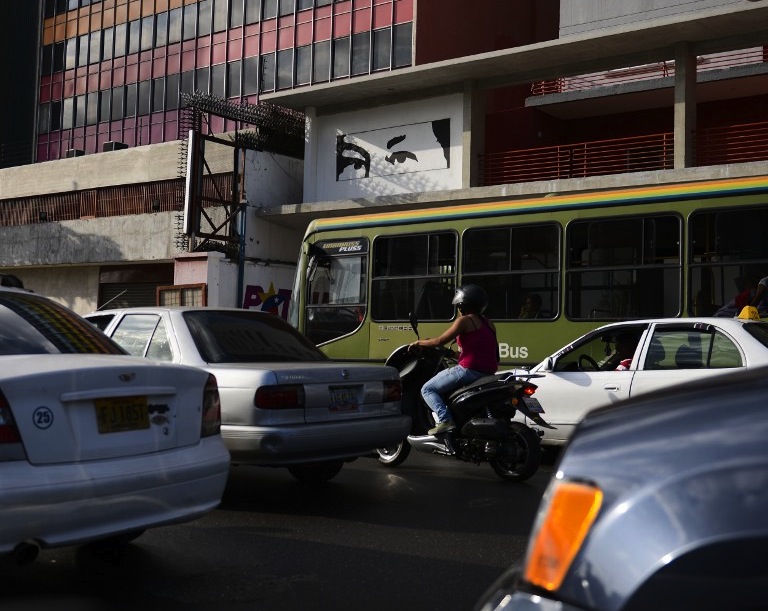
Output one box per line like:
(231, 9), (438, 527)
(37, 0), (413, 160)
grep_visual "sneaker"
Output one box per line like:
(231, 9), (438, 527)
(428, 420), (456, 435)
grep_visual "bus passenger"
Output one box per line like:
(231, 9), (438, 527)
(409, 284), (498, 435)
(519, 293), (542, 319)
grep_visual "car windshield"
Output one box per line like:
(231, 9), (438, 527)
(0, 292), (126, 355)
(743, 321), (768, 349)
(183, 310), (329, 364)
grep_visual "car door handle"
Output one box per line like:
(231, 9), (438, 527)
(603, 384), (621, 391)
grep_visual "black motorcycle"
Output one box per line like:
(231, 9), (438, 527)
(376, 315), (553, 482)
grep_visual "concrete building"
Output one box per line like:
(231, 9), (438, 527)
(0, 0), (767, 315)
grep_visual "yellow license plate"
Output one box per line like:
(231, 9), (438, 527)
(95, 396), (150, 434)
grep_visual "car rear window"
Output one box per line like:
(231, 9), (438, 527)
(183, 310), (329, 363)
(743, 322), (768, 349)
(0, 292), (126, 355)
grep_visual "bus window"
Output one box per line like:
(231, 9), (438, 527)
(462, 223), (560, 320)
(566, 215), (681, 320)
(689, 206), (768, 317)
(305, 239), (368, 344)
(371, 232), (456, 321)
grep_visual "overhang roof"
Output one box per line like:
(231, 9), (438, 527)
(262, 3), (768, 114)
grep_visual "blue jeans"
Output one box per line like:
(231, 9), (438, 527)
(420, 365), (485, 424)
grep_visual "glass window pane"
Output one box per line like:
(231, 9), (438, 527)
(263, 0), (278, 19)
(372, 27), (390, 71)
(230, 0), (244, 27)
(155, 11), (168, 47)
(296, 45), (311, 85)
(180, 70), (195, 98)
(332, 36), (349, 79)
(140, 15), (154, 51)
(227, 59), (241, 97)
(211, 63), (226, 97)
(75, 94), (86, 127)
(351, 31), (369, 75)
(53, 41), (65, 71)
(393, 22), (412, 68)
(279, 0), (295, 16)
(102, 26), (114, 61)
(213, 0), (228, 32)
(125, 82), (137, 117)
(196, 66), (210, 93)
(152, 77), (165, 112)
(276, 48), (293, 89)
(168, 7), (182, 44)
(313, 40), (330, 83)
(65, 37), (77, 70)
(99, 90), (110, 122)
(245, 0), (262, 22)
(77, 34), (89, 67)
(89, 30), (101, 64)
(165, 72), (180, 110)
(243, 56), (259, 94)
(38, 103), (51, 134)
(298, 0), (313, 9)
(260, 53), (275, 92)
(62, 97), (74, 129)
(128, 20), (140, 54)
(111, 86), (124, 120)
(86, 91), (99, 125)
(51, 100), (63, 131)
(138, 80), (151, 115)
(183, 4), (197, 40)
(198, 0), (212, 36)
(114, 23), (127, 57)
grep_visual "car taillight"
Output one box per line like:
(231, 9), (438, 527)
(201, 374), (221, 437)
(0, 391), (25, 461)
(383, 379), (402, 403)
(254, 385), (305, 409)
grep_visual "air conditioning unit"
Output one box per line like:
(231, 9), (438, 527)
(65, 149), (85, 158)
(102, 141), (128, 152)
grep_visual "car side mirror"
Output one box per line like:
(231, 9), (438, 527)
(543, 357), (555, 372)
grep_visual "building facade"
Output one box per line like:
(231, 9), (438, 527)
(0, 0), (767, 315)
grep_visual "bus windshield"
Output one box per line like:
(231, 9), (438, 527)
(304, 239), (368, 345)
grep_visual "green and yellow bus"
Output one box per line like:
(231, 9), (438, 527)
(287, 174), (768, 366)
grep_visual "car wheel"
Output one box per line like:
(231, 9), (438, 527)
(376, 439), (411, 466)
(288, 460), (344, 484)
(489, 422), (542, 482)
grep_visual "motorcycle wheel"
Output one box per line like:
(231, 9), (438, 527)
(489, 422), (542, 482)
(376, 440), (412, 466)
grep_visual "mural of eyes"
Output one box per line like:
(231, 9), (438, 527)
(385, 150), (419, 165)
(385, 134), (418, 165)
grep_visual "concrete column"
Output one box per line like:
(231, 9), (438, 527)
(674, 43), (697, 169)
(303, 106), (318, 202)
(462, 81), (485, 188)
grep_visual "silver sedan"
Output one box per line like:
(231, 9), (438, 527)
(86, 306), (410, 483)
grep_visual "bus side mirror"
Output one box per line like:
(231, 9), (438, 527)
(307, 255), (318, 282)
(408, 312), (419, 339)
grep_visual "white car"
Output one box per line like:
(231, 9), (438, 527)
(85, 307), (410, 483)
(513, 316), (768, 447)
(0, 287), (230, 565)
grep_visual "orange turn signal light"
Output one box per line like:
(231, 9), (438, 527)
(524, 480), (603, 591)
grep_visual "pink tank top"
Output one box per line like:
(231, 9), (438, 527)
(457, 317), (498, 374)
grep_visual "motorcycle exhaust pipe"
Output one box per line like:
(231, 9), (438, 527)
(407, 434), (452, 455)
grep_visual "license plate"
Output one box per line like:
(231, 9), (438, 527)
(522, 397), (544, 413)
(329, 387), (359, 412)
(95, 396), (150, 434)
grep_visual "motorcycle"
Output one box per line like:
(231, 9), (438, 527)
(376, 314), (554, 482)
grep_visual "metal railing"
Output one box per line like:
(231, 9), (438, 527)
(531, 47), (767, 96)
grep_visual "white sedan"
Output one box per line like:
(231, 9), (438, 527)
(0, 287), (230, 565)
(513, 316), (768, 447)
(85, 306), (410, 483)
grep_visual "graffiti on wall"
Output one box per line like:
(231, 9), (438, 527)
(336, 118), (451, 181)
(243, 282), (292, 319)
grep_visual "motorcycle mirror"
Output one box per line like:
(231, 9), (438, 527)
(408, 312), (419, 338)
